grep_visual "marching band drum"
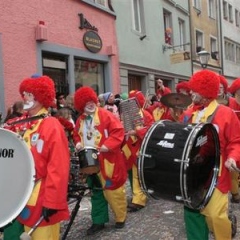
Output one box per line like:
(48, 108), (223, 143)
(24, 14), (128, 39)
(0, 128), (35, 228)
(138, 120), (220, 210)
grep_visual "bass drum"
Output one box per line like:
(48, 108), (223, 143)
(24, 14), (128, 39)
(138, 120), (220, 210)
(0, 128), (35, 228)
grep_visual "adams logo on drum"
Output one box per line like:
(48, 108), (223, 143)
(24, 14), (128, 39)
(156, 140), (174, 148)
(0, 148), (14, 158)
(196, 135), (208, 147)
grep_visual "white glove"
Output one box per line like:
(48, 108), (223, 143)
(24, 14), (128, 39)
(225, 158), (237, 171)
(99, 145), (109, 152)
(75, 142), (83, 151)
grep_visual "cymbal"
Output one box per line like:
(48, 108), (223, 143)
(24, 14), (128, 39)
(160, 93), (192, 108)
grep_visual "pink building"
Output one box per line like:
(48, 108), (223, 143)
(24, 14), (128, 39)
(0, 0), (120, 117)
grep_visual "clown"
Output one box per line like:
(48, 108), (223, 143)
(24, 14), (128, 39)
(180, 70), (240, 240)
(176, 81), (191, 96)
(122, 90), (154, 212)
(3, 75), (70, 240)
(73, 86), (127, 235)
(216, 76), (240, 204)
(216, 74), (229, 105)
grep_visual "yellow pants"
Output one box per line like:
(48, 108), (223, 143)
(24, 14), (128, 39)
(231, 171), (239, 194)
(103, 185), (127, 222)
(201, 188), (231, 240)
(131, 164), (147, 206)
(24, 223), (60, 240)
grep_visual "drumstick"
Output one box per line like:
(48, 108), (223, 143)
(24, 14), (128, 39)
(231, 164), (240, 173)
(20, 216), (44, 240)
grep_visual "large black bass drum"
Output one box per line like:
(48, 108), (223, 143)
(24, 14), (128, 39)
(138, 120), (220, 210)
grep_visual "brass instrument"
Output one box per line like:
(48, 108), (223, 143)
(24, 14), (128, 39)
(119, 98), (144, 132)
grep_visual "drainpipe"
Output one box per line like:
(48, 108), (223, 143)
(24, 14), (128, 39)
(188, 0), (194, 75)
(218, 0), (224, 75)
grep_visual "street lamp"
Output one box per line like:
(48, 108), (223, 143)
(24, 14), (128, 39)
(197, 50), (210, 69)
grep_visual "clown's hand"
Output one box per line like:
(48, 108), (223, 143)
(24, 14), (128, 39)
(76, 142), (83, 152)
(225, 158), (237, 171)
(99, 145), (109, 152)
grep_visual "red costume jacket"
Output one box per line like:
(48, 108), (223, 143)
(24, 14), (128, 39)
(228, 97), (240, 120)
(7, 109), (70, 227)
(181, 101), (240, 193)
(73, 107), (127, 190)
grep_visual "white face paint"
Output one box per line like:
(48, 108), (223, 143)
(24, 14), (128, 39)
(23, 101), (35, 110)
(218, 84), (224, 97)
(23, 92), (36, 110)
(190, 91), (203, 104)
(84, 101), (97, 114)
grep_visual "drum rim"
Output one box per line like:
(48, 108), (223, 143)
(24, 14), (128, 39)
(0, 128), (36, 228)
(80, 146), (98, 152)
(180, 123), (220, 210)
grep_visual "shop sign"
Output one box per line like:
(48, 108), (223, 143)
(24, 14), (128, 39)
(83, 31), (102, 53)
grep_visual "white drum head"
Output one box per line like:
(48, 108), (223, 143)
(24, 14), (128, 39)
(0, 128), (35, 228)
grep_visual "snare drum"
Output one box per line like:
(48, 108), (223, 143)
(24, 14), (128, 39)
(0, 128), (35, 228)
(138, 120), (220, 210)
(78, 147), (99, 175)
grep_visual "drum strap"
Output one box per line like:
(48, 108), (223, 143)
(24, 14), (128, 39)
(206, 105), (219, 123)
(8, 114), (47, 126)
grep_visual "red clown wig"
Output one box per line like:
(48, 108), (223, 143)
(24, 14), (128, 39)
(74, 86), (98, 113)
(129, 90), (145, 108)
(218, 75), (228, 94)
(188, 70), (219, 99)
(176, 81), (190, 94)
(228, 78), (240, 95)
(19, 75), (55, 108)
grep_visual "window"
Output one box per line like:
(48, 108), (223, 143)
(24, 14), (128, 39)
(229, 4), (233, 22)
(193, 0), (201, 10)
(225, 40), (235, 62)
(132, 0), (145, 33)
(210, 37), (218, 60)
(208, 0), (216, 19)
(223, 1), (228, 20)
(196, 30), (203, 53)
(236, 45), (240, 63)
(163, 9), (172, 45)
(178, 18), (186, 50)
(235, 9), (239, 27)
(74, 59), (104, 94)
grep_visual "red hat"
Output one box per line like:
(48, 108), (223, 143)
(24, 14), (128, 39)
(218, 75), (228, 93)
(74, 86), (98, 112)
(19, 75), (55, 108)
(129, 90), (145, 108)
(176, 81), (190, 93)
(228, 78), (240, 95)
(188, 70), (219, 99)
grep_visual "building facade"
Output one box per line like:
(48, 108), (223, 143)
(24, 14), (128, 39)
(0, 0), (120, 116)
(220, 0), (240, 83)
(189, 0), (222, 73)
(112, 0), (192, 96)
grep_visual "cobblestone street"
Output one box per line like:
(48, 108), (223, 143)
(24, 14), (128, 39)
(60, 183), (240, 240)
(1, 183), (240, 240)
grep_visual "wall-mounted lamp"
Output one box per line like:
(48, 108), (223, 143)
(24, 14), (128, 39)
(35, 21), (48, 42)
(140, 35), (147, 41)
(197, 50), (210, 69)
